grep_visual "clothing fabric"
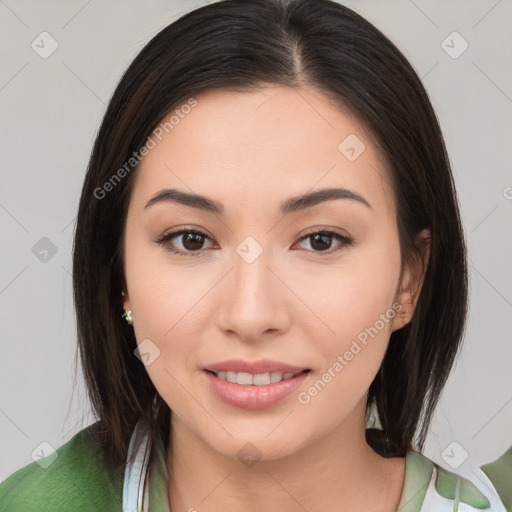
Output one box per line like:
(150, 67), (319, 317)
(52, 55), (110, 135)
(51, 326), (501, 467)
(0, 419), (510, 511)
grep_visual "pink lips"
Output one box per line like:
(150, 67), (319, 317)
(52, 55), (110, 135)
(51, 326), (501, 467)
(202, 359), (311, 410)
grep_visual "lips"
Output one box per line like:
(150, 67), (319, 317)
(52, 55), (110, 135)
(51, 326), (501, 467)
(204, 359), (310, 375)
(203, 367), (310, 409)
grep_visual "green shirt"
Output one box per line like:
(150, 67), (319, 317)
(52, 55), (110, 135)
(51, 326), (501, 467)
(1, 420), (511, 511)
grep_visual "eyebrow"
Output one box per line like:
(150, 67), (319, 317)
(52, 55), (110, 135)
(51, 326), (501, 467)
(144, 187), (372, 214)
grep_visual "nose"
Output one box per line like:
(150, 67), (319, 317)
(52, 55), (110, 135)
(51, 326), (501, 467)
(215, 247), (291, 343)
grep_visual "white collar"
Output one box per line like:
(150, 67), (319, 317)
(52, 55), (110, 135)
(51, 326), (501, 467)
(123, 419), (151, 512)
(122, 418), (171, 512)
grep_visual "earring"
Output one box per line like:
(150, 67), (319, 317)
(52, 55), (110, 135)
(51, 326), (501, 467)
(121, 291), (132, 325)
(122, 309), (133, 325)
(401, 308), (407, 326)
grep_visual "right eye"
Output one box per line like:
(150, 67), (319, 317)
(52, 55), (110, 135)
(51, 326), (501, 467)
(153, 229), (215, 257)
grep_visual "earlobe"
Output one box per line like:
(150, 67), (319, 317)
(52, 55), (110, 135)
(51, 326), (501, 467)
(121, 289), (131, 311)
(390, 288), (413, 332)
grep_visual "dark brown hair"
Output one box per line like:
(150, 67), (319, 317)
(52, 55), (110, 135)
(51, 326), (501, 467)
(72, 0), (468, 473)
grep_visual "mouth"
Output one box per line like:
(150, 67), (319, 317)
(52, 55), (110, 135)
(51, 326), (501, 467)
(204, 369), (311, 386)
(202, 368), (311, 410)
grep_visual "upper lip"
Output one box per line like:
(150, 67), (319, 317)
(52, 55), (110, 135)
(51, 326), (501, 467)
(204, 359), (310, 375)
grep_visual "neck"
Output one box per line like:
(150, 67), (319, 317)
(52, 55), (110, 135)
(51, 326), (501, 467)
(166, 398), (405, 512)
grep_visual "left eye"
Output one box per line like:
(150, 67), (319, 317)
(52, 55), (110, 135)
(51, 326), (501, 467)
(154, 229), (353, 257)
(295, 230), (353, 254)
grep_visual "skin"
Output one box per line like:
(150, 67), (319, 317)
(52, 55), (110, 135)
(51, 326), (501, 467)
(122, 85), (430, 512)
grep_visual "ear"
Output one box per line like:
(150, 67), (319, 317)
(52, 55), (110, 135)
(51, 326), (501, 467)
(121, 283), (131, 311)
(391, 228), (431, 332)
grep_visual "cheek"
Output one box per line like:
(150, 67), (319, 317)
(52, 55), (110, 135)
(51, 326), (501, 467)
(125, 226), (209, 336)
(295, 237), (401, 346)
(293, 236), (401, 402)
(128, 274), (205, 413)
(124, 233), (208, 397)
(296, 287), (396, 424)
(129, 274), (208, 377)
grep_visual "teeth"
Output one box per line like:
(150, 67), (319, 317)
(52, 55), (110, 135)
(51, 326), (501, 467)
(215, 370), (298, 385)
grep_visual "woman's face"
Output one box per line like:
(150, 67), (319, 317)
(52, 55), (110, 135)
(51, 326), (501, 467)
(123, 85), (424, 460)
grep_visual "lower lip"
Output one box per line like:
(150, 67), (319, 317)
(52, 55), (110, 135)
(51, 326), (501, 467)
(203, 370), (310, 410)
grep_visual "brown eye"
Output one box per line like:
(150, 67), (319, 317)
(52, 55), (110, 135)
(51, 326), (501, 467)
(154, 229), (214, 256)
(295, 230), (353, 255)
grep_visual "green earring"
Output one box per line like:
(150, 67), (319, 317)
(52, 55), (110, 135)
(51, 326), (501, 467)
(122, 309), (133, 325)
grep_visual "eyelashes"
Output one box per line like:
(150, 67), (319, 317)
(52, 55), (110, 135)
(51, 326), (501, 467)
(155, 229), (213, 257)
(153, 227), (353, 258)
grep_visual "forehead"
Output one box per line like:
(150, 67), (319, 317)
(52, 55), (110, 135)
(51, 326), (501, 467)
(130, 85), (395, 216)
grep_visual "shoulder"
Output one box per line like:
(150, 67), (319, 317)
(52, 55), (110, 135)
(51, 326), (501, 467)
(0, 421), (125, 512)
(400, 444), (512, 512)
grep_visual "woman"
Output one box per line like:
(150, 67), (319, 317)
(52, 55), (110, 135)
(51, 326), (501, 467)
(1, 0), (510, 510)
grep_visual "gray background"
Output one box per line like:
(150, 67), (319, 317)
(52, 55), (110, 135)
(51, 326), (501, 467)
(1, 0), (511, 482)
